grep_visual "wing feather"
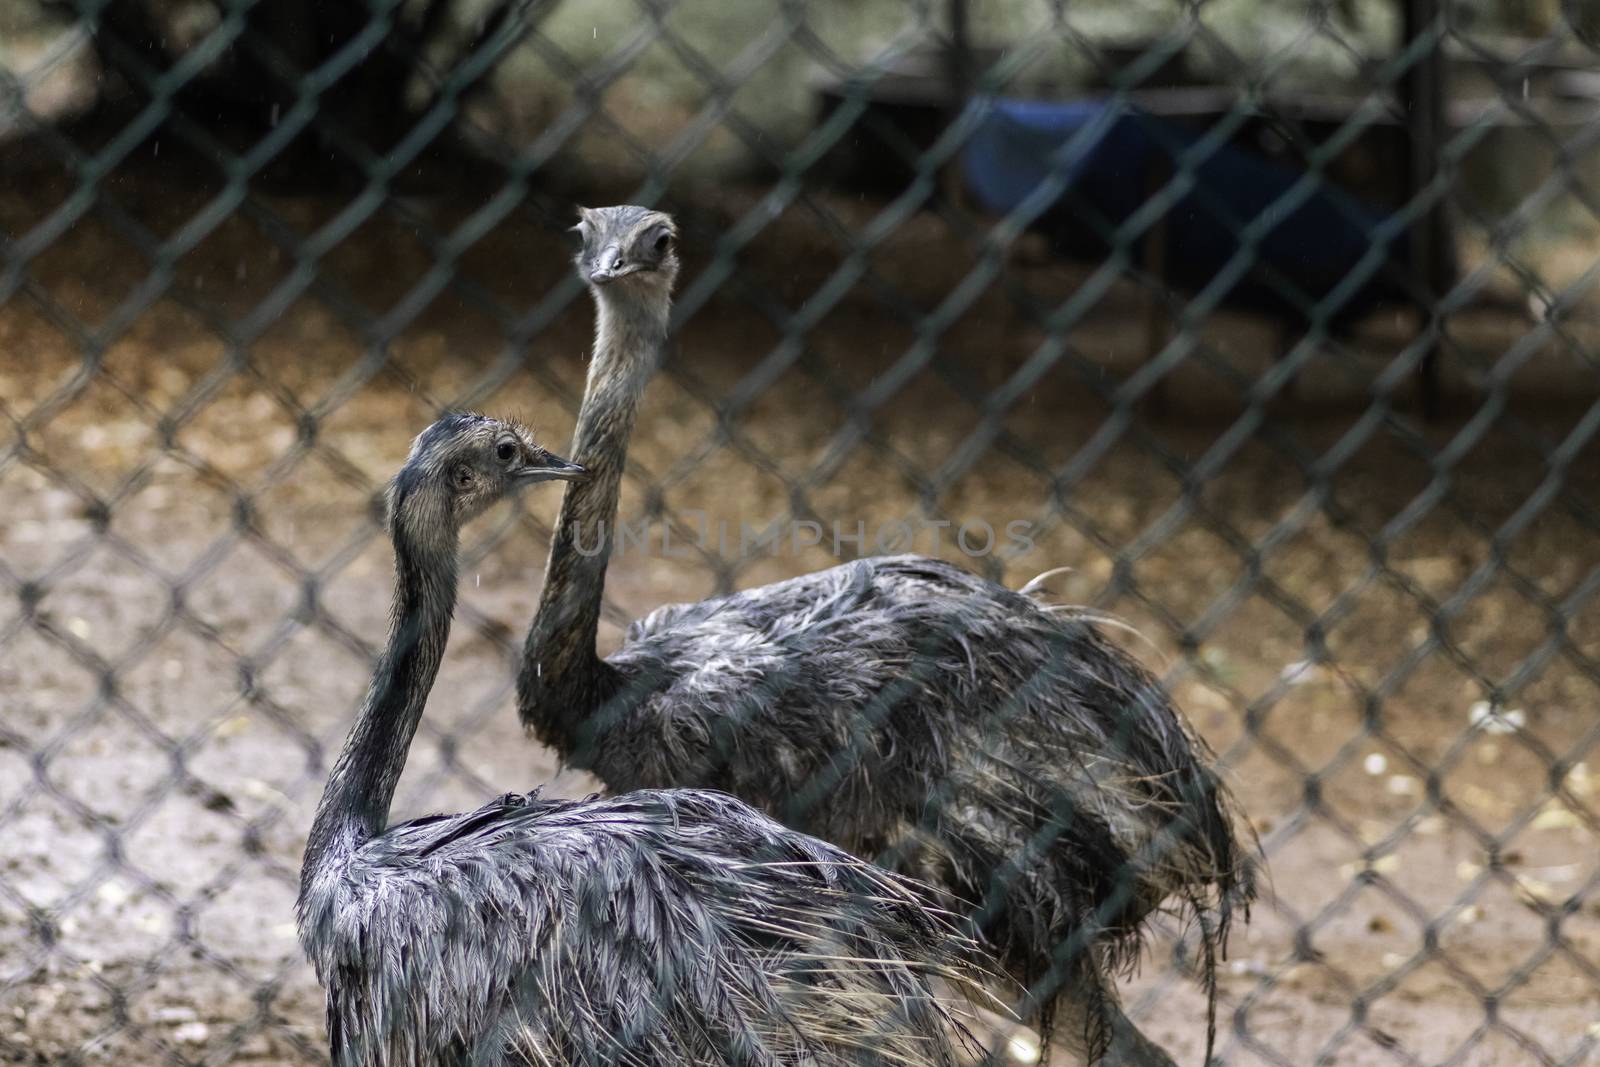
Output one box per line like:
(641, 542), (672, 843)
(304, 789), (990, 1067)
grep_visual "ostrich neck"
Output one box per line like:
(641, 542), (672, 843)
(521, 290), (667, 743)
(301, 533), (458, 892)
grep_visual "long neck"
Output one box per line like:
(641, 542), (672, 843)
(301, 533), (458, 891)
(520, 289), (668, 730)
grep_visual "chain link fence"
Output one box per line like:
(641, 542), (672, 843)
(3, 0), (1599, 1063)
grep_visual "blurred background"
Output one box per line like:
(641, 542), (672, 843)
(2, 0), (1599, 1064)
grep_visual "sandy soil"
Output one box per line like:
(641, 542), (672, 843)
(1, 158), (1598, 1066)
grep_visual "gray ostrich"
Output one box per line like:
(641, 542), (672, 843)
(297, 413), (997, 1067)
(519, 206), (1257, 1066)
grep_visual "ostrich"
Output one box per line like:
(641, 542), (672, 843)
(297, 413), (996, 1067)
(518, 206), (1257, 1065)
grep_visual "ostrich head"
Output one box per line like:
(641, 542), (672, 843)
(572, 204), (678, 300)
(386, 414), (585, 551)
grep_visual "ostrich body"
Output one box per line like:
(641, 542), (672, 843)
(519, 207), (1257, 1065)
(298, 414), (990, 1067)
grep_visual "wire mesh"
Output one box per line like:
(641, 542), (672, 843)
(2, 0), (1599, 1064)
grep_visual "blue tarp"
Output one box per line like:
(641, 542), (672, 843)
(961, 98), (1405, 323)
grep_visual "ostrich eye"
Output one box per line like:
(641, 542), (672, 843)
(496, 441), (516, 463)
(652, 231), (672, 255)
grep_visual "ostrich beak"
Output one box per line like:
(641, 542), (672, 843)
(588, 246), (633, 285)
(514, 454), (586, 483)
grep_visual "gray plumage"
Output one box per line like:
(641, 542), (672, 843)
(298, 413), (993, 1067)
(519, 207), (1258, 1065)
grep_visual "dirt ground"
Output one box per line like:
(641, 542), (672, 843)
(2, 157), (1599, 1066)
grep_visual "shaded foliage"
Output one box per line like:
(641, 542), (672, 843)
(43, 0), (554, 180)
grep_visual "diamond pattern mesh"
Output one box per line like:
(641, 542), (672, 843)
(2, 1), (1598, 1064)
